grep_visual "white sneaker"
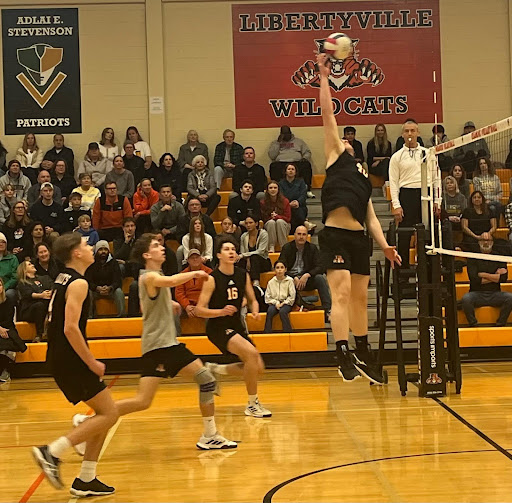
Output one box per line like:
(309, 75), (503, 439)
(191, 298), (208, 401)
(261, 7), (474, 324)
(196, 432), (238, 450)
(204, 362), (221, 396)
(307, 191), (316, 198)
(304, 220), (317, 231)
(0, 369), (10, 382)
(245, 400), (272, 418)
(72, 414), (91, 456)
(268, 246), (275, 253)
(253, 280), (260, 287)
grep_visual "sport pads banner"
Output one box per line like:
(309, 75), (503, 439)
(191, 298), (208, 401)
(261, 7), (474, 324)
(2, 8), (81, 134)
(232, 1), (441, 128)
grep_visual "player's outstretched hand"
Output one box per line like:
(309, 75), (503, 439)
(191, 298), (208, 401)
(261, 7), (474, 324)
(383, 246), (402, 269)
(316, 53), (331, 78)
(193, 270), (209, 280)
(222, 305), (238, 316)
(89, 359), (105, 378)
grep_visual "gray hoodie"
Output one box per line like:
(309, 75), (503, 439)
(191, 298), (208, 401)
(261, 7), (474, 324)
(268, 135), (312, 163)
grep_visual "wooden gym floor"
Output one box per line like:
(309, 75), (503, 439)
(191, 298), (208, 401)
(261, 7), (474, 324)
(3, 363), (512, 502)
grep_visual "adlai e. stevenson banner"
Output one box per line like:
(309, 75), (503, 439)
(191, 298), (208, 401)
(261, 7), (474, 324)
(232, 1), (442, 128)
(2, 8), (81, 135)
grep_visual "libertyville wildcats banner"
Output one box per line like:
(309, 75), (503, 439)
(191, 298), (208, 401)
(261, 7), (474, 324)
(2, 8), (81, 134)
(232, 1), (442, 128)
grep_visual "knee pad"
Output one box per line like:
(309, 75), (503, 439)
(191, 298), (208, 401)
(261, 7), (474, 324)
(194, 367), (216, 404)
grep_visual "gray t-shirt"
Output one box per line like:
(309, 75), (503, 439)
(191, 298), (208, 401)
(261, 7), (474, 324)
(289, 248), (304, 277)
(139, 269), (178, 355)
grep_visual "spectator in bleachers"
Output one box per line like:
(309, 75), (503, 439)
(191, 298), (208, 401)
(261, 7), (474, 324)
(21, 221), (48, 261)
(150, 184), (185, 241)
(176, 196), (216, 243)
(0, 233), (18, 304)
(86, 240), (125, 318)
(343, 127), (365, 165)
(238, 215), (271, 286)
(43, 134), (75, 177)
(0, 184), (17, 225)
(278, 226), (331, 319)
(442, 176), (467, 231)
(279, 164), (311, 232)
(0, 160), (31, 200)
(105, 155), (135, 199)
(182, 216), (213, 267)
(461, 237), (512, 327)
(187, 155), (221, 216)
(98, 127), (119, 162)
(462, 191), (497, 252)
(155, 153), (182, 197)
(428, 125), (452, 172)
(93, 180), (133, 242)
(232, 147), (266, 200)
(75, 214), (99, 246)
(454, 122), (490, 178)
(123, 141), (146, 184)
(394, 118), (424, 151)
(228, 179), (261, 233)
(74, 173), (101, 212)
(51, 159), (76, 205)
(76, 142), (112, 188)
(63, 192), (90, 232)
(133, 178), (159, 236)
(473, 157), (503, 216)
(2, 201), (30, 256)
(16, 132), (43, 184)
(175, 248), (212, 318)
(269, 125), (313, 197)
(16, 259), (53, 342)
(215, 216), (241, 251)
(260, 180), (291, 253)
(177, 130), (209, 186)
(113, 217), (137, 278)
(451, 164), (470, 199)
(123, 126), (152, 169)
(30, 183), (65, 240)
(506, 139), (512, 170)
(33, 242), (59, 280)
(0, 141), (7, 174)
(504, 198), (512, 245)
(213, 129), (244, 189)
(27, 170), (62, 208)
(264, 260), (296, 333)
(367, 123), (392, 181)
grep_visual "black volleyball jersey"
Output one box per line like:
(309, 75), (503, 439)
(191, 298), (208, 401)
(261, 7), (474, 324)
(321, 150), (372, 226)
(209, 267), (247, 313)
(46, 267), (90, 368)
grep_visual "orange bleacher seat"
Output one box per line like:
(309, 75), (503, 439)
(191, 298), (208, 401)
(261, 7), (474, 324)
(311, 175), (325, 188)
(458, 326), (512, 347)
(220, 178), (232, 191)
(247, 310), (325, 332)
(458, 306), (512, 326)
(456, 263), (512, 283)
(496, 169), (511, 184)
(209, 206), (228, 221)
(456, 282), (512, 300)
(122, 277), (134, 294)
(184, 191), (231, 205)
(369, 174), (385, 188)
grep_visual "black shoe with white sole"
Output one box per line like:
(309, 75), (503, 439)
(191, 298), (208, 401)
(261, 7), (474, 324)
(32, 445), (63, 489)
(70, 477), (115, 497)
(337, 346), (361, 382)
(353, 346), (386, 385)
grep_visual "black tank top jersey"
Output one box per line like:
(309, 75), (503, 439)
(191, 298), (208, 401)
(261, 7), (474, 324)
(209, 267), (247, 312)
(46, 267), (90, 369)
(321, 150), (372, 226)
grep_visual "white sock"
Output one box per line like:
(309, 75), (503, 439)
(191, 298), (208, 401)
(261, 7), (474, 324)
(79, 460), (97, 483)
(203, 416), (217, 437)
(215, 364), (229, 376)
(48, 436), (72, 459)
(248, 394), (258, 405)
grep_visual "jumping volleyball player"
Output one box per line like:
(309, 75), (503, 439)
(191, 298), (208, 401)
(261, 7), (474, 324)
(316, 53), (401, 384)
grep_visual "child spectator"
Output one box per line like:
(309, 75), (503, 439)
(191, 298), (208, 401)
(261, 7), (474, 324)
(63, 191), (91, 232)
(0, 184), (18, 225)
(264, 260), (296, 333)
(75, 214), (99, 246)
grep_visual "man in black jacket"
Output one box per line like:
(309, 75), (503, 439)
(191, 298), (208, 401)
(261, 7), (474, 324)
(232, 147), (267, 199)
(278, 225), (331, 318)
(113, 217), (137, 278)
(176, 197), (216, 243)
(30, 183), (65, 238)
(42, 134), (75, 177)
(123, 142), (146, 183)
(227, 179), (261, 231)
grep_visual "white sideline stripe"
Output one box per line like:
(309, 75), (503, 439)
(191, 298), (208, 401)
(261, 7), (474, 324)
(427, 246), (512, 263)
(67, 418), (122, 503)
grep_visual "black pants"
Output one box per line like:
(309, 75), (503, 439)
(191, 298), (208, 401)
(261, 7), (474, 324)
(369, 159), (390, 180)
(19, 301), (48, 336)
(239, 254), (272, 281)
(398, 188), (422, 269)
(98, 227), (123, 242)
(135, 214), (152, 237)
(291, 206), (307, 233)
(269, 160), (312, 189)
(201, 193), (221, 216)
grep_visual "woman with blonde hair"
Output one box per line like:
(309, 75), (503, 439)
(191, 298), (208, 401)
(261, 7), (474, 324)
(98, 127), (119, 161)
(16, 132), (43, 184)
(187, 155), (221, 216)
(442, 175), (467, 231)
(366, 123), (392, 180)
(182, 215), (213, 266)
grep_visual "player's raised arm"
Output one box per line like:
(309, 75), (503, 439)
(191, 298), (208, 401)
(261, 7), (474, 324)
(195, 276), (237, 319)
(147, 269), (209, 289)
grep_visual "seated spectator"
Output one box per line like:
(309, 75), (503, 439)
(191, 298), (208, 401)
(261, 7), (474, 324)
(232, 147), (266, 200)
(0, 160), (31, 200)
(175, 248), (212, 317)
(2, 201), (30, 256)
(16, 132), (43, 184)
(51, 159), (76, 204)
(442, 176), (467, 231)
(177, 130), (209, 187)
(450, 164), (470, 199)
(238, 215), (271, 286)
(86, 240), (125, 317)
(27, 170), (63, 208)
(98, 127), (119, 161)
(0, 233), (18, 304)
(74, 173), (101, 212)
(269, 125), (313, 197)
(214, 216), (241, 252)
(75, 214), (99, 246)
(133, 178), (159, 235)
(155, 153), (182, 197)
(43, 134), (75, 177)
(92, 181), (133, 242)
(176, 197), (216, 244)
(0, 184), (18, 225)
(21, 221), (48, 261)
(63, 191), (91, 232)
(278, 226), (331, 319)
(105, 155), (135, 199)
(123, 141), (146, 185)
(187, 155), (221, 216)
(213, 129), (244, 189)
(150, 185), (185, 241)
(264, 260), (296, 333)
(428, 125), (452, 172)
(462, 191), (497, 252)
(122, 126), (152, 169)
(454, 121), (490, 177)
(343, 126), (365, 165)
(279, 164), (312, 232)
(261, 180), (291, 252)
(473, 157), (503, 216)
(367, 123), (392, 180)
(33, 242), (60, 280)
(16, 259), (53, 342)
(228, 179), (261, 232)
(113, 217), (137, 277)
(76, 142), (112, 188)
(395, 119), (424, 151)
(30, 183), (65, 240)
(0, 140), (7, 174)
(461, 238), (512, 327)
(182, 216), (213, 267)
(0, 277), (27, 382)
(506, 139), (512, 170)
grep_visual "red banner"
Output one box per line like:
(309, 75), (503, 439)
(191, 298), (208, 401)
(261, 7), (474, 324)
(232, 1), (442, 128)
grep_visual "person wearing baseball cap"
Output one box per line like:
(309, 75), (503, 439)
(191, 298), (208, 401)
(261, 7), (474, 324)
(0, 232), (19, 304)
(76, 142), (113, 188)
(455, 121), (490, 177)
(29, 182), (65, 239)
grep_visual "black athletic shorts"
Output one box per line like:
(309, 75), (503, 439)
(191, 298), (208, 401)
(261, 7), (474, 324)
(206, 317), (253, 355)
(141, 343), (197, 378)
(318, 226), (371, 275)
(52, 365), (107, 406)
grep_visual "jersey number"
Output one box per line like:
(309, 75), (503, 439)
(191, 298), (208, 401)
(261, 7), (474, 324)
(227, 287), (238, 300)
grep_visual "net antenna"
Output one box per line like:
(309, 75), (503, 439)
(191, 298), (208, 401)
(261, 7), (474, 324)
(422, 116), (512, 263)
